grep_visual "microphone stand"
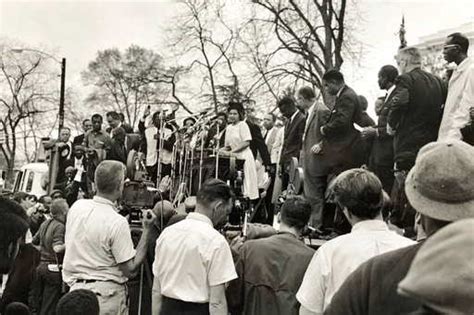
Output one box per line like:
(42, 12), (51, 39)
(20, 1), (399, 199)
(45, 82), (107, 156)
(215, 123), (220, 179)
(156, 111), (165, 187)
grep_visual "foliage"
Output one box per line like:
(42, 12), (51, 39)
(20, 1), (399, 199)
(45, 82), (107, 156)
(82, 45), (169, 127)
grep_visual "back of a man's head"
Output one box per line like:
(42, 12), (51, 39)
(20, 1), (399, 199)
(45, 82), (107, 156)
(94, 160), (125, 195)
(332, 168), (383, 220)
(322, 69), (345, 83)
(196, 179), (233, 208)
(57, 289), (99, 315)
(0, 197), (29, 274)
(280, 196), (312, 230)
(298, 86), (316, 100)
(12, 192), (29, 204)
(50, 198), (69, 218)
(397, 46), (422, 69)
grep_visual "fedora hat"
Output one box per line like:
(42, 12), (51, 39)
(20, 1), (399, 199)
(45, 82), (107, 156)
(405, 140), (474, 221)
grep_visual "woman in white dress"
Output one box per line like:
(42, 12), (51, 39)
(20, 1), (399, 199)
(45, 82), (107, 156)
(220, 103), (259, 200)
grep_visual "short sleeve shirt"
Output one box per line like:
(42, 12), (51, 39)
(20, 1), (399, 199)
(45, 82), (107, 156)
(84, 130), (111, 151)
(153, 212), (237, 303)
(297, 220), (415, 313)
(62, 196), (136, 285)
(33, 218), (65, 263)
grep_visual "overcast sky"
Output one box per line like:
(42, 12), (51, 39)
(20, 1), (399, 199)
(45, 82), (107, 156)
(0, 0), (473, 118)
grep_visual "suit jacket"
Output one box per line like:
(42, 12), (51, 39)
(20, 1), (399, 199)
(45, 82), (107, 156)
(322, 85), (364, 171)
(461, 122), (474, 145)
(387, 68), (447, 170)
(369, 95), (394, 169)
(0, 244), (40, 313)
(73, 134), (85, 147)
(280, 111), (306, 166)
(302, 103), (331, 176)
(246, 120), (271, 166)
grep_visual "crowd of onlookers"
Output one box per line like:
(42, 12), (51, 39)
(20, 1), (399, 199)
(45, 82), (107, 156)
(0, 32), (473, 315)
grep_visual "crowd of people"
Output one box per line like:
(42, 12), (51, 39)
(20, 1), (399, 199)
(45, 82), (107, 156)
(0, 32), (473, 315)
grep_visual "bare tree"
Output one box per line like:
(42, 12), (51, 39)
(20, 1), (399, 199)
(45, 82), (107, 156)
(0, 48), (57, 182)
(82, 45), (169, 127)
(166, 0), (241, 113)
(250, 0), (352, 89)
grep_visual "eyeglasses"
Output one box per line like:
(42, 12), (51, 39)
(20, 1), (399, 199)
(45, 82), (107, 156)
(443, 44), (460, 51)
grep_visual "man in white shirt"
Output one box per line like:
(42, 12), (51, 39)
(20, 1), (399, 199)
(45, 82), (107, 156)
(262, 113), (283, 224)
(297, 168), (415, 315)
(62, 160), (155, 315)
(152, 179), (237, 315)
(438, 32), (474, 141)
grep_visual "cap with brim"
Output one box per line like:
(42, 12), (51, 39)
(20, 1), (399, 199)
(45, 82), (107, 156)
(405, 141), (474, 221)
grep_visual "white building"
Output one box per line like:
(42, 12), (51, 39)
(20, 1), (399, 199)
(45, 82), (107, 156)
(415, 22), (474, 77)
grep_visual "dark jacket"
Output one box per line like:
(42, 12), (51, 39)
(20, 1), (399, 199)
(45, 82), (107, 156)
(227, 233), (314, 315)
(324, 243), (423, 315)
(72, 134), (85, 147)
(322, 85), (365, 171)
(246, 120), (271, 166)
(461, 122), (474, 145)
(0, 244), (40, 313)
(369, 96), (394, 168)
(387, 68), (447, 170)
(280, 111), (305, 166)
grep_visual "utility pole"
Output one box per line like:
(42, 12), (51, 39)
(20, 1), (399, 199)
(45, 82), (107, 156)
(58, 58), (66, 137)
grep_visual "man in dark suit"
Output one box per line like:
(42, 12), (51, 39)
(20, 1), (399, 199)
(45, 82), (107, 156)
(320, 70), (365, 174)
(387, 46), (447, 234)
(298, 86), (331, 228)
(362, 65), (399, 195)
(278, 96), (306, 190)
(73, 119), (92, 149)
(106, 111), (134, 136)
(118, 112), (134, 133)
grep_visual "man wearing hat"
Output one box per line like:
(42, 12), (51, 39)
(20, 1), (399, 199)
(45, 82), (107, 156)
(324, 140), (474, 315)
(398, 218), (474, 315)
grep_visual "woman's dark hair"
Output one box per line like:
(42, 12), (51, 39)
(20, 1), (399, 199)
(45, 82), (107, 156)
(228, 102), (245, 121)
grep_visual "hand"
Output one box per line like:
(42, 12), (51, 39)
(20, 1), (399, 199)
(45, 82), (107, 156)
(361, 127), (377, 139)
(158, 175), (171, 193)
(311, 143), (323, 155)
(142, 210), (156, 230)
(230, 235), (245, 254)
(266, 165), (276, 176)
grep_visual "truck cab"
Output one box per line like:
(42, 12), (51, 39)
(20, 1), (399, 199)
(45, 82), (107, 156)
(13, 163), (49, 198)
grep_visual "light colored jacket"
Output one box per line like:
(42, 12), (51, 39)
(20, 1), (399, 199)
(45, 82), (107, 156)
(438, 57), (474, 140)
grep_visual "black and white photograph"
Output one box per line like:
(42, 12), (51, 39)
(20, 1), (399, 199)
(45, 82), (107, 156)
(0, 0), (473, 314)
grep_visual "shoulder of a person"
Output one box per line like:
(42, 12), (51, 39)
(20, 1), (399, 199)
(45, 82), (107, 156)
(68, 199), (91, 213)
(365, 242), (421, 273)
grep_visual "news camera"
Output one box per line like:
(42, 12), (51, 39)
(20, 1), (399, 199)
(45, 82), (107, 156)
(119, 149), (158, 224)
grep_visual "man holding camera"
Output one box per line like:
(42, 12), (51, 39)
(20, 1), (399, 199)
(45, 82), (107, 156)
(62, 160), (155, 315)
(152, 179), (237, 315)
